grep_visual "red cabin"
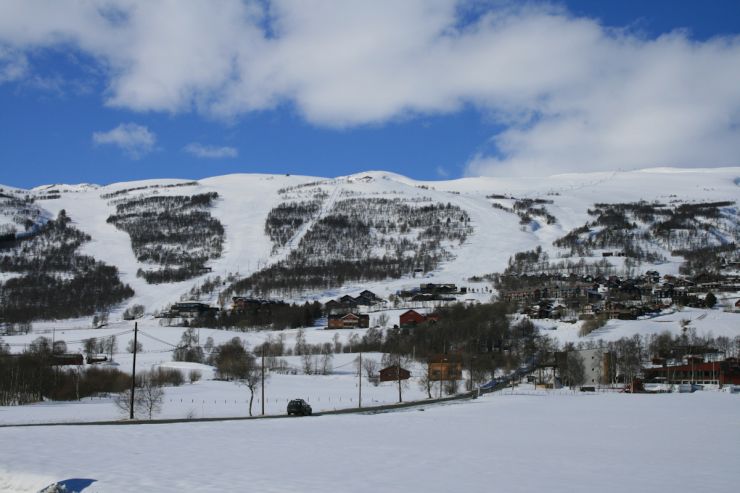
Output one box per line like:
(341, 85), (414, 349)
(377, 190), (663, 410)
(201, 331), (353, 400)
(399, 310), (439, 328)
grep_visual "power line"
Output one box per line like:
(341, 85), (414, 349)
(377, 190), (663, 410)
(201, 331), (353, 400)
(136, 330), (179, 348)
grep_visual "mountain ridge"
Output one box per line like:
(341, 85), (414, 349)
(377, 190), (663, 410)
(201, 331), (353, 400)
(1, 166), (738, 323)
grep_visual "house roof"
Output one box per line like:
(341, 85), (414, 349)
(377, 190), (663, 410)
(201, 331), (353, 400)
(400, 309), (422, 317)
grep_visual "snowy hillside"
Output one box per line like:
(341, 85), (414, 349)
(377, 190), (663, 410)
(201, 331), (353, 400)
(1, 167), (739, 438)
(2, 167), (737, 319)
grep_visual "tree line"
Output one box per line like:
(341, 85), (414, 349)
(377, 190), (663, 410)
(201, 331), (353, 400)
(0, 210), (134, 323)
(227, 197), (471, 297)
(106, 192), (224, 284)
(193, 301), (323, 331)
(554, 199), (737, 265)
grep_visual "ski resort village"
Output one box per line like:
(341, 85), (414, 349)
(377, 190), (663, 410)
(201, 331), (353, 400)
(2, 1), (740, 491)
(1, 168), (739, 491)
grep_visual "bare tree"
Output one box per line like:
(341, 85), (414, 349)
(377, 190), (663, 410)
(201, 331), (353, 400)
(173, 327), (205, 363)
(104, 335), (118, 362)
(613, 336), (643, 384)
(114, 374), (164, 420)
(204, 336), (214, 355)
(188, 370), (202, 384)
(126, 338), (143, 353)
(346, 333), (360, 353)
(180, 327), (199, 347)
(81, 338), (96, 358)
(52, 340), (67, 354)
(301, 352), (313, 375)
(417, 362), (435, 398)
(212, 338), (263, 416)
(319, 350), (333, 375)
(241, 357), (262, 417)
(443, 377), (459, 396)
(294, 328), (307, 356)
(123, 304), (146, 320)
(137, 377), (165, 419)
(362, 358), (378, 380)
(563, 351), (586, 389)
(332, 333), (342, 353)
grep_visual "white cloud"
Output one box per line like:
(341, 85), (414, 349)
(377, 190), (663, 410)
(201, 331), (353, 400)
(0, 45), (28, 83)
(184, 143), (238, 159)
(2, 1), (740, 175)
(92, 123), (156, 159)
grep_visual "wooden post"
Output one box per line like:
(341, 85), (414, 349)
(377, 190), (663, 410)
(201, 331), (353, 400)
(261, 347), (265, 416)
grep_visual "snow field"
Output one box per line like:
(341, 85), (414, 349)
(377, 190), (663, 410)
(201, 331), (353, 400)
(0, 355), (433, 425)
(1, 388), (738, 492)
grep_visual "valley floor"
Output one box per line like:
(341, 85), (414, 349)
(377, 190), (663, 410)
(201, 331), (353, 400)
(1, 387), (738, 493)
(0, 357), (433, 425)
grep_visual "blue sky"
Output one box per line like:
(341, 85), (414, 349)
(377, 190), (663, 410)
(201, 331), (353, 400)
(1, 0), (740, 188)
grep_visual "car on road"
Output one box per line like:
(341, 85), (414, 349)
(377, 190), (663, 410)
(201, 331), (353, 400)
(287, 398), (312, 416)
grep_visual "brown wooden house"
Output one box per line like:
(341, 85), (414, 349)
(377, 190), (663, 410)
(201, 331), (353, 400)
(324, 299), (348, 314)
(399, 310), (439, 328)
(359, 290), (379, 301)
(339, 295), (358, 306)
(379, 366), (411, 382)
(327, 312), (370, 329)
(428, 354), (463, 381)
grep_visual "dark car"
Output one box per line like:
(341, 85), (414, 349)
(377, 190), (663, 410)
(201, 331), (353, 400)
(287, 398), (312, 416)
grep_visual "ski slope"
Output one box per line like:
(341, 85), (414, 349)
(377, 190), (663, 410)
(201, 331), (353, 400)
(8, 166), (737, 316)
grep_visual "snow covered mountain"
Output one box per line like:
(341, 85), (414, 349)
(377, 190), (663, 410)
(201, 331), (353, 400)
(1, 167), (739, 321)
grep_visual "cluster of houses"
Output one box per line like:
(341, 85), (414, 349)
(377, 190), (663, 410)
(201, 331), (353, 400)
(643, 357), (740, 387)
(325, 290), (384, 329)
(532, 347), (740, 390)
(158, 297), (291, 320)
(324, 291), (449, 330)
(500, 271), (740, 320)
(325, 290), (385, 312)
(396, 283), (466, 302)
(159, 301), (219, 319)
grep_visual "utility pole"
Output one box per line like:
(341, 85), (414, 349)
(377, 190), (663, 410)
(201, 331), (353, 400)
(261, 347), (265, 416)
(129, 322), (138, 420)
(358, 352), (362, 409)
(397, 362), (402, 403)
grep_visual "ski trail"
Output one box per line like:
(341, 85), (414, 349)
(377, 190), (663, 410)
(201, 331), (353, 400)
(272, 180), (341, 264)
